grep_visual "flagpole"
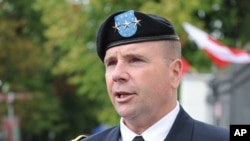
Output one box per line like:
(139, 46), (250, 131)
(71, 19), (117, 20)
(7, 93), (15, 119)
(0, 92), (31, 141)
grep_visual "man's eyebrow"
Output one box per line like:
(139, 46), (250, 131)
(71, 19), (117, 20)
(104, 56), (115, 63)
(104, 51), (147, 63)
(123, 52), (145, 58)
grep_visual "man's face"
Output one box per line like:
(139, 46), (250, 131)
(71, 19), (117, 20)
(104, 41), (179, 121)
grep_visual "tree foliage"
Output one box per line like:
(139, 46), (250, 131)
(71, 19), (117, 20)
(199, 0), (250, 47)
(0, 0), (67, 140)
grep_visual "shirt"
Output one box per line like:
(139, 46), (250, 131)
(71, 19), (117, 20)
(120, 102), (180, 141)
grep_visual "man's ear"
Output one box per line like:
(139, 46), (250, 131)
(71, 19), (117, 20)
(170, 59), (182, 88)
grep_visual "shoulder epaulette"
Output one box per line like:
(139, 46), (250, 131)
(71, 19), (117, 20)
(71, 135), (87, 141)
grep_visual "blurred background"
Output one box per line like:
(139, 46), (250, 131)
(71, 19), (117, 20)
(0, 0), (249, 141)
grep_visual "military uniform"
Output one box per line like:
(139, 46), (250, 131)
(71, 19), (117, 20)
(73, 106), (228, 141)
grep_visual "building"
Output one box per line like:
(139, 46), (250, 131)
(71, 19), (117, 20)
(209, 63), (250, 128)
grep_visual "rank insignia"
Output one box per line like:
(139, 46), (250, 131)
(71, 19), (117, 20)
(113, 10), (141, 37)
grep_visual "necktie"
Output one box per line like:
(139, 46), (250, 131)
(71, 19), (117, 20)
(132, 136), (145, 141)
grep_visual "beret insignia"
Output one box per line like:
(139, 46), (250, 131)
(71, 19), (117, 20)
(113, 10), (141, 37)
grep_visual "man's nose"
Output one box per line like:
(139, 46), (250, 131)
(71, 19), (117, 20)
(112, 61), (129, 82)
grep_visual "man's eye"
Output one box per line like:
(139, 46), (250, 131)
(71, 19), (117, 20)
(106, 60), (116, 66)
(130, 58), (142, 63)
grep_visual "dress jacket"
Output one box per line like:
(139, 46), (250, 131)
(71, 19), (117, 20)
(80, 106), (229, 141)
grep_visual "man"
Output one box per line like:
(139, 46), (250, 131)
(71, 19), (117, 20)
(76, 10), (229, 141)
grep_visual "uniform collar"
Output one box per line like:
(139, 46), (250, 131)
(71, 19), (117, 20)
(120, 102), (180, 141)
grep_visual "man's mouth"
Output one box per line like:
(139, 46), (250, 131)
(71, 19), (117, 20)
(117, 93), (129, 98)
(115, 91), (135, 102)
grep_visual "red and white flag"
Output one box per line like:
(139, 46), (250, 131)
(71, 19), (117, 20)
(181, 57), (191, 75)
(183, 22), (250, 68)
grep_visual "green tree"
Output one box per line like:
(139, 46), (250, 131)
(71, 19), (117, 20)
(0, 0), (65, 140)
(198, 0), (250, 48)
(32, 0), (108, 139)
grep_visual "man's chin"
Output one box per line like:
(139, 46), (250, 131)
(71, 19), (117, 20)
(117, 110), (134, 120)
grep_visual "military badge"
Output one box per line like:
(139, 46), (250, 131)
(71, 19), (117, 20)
(113, 10), (141, 37)
(71, 135), (87, 141)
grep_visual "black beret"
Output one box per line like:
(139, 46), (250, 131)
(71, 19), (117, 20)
(96, 10), (179, 62)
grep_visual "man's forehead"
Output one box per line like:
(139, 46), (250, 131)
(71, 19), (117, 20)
(105, 45), (144, 58)
(105, 41), (157, 56)
(104, 41), (167, 61)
